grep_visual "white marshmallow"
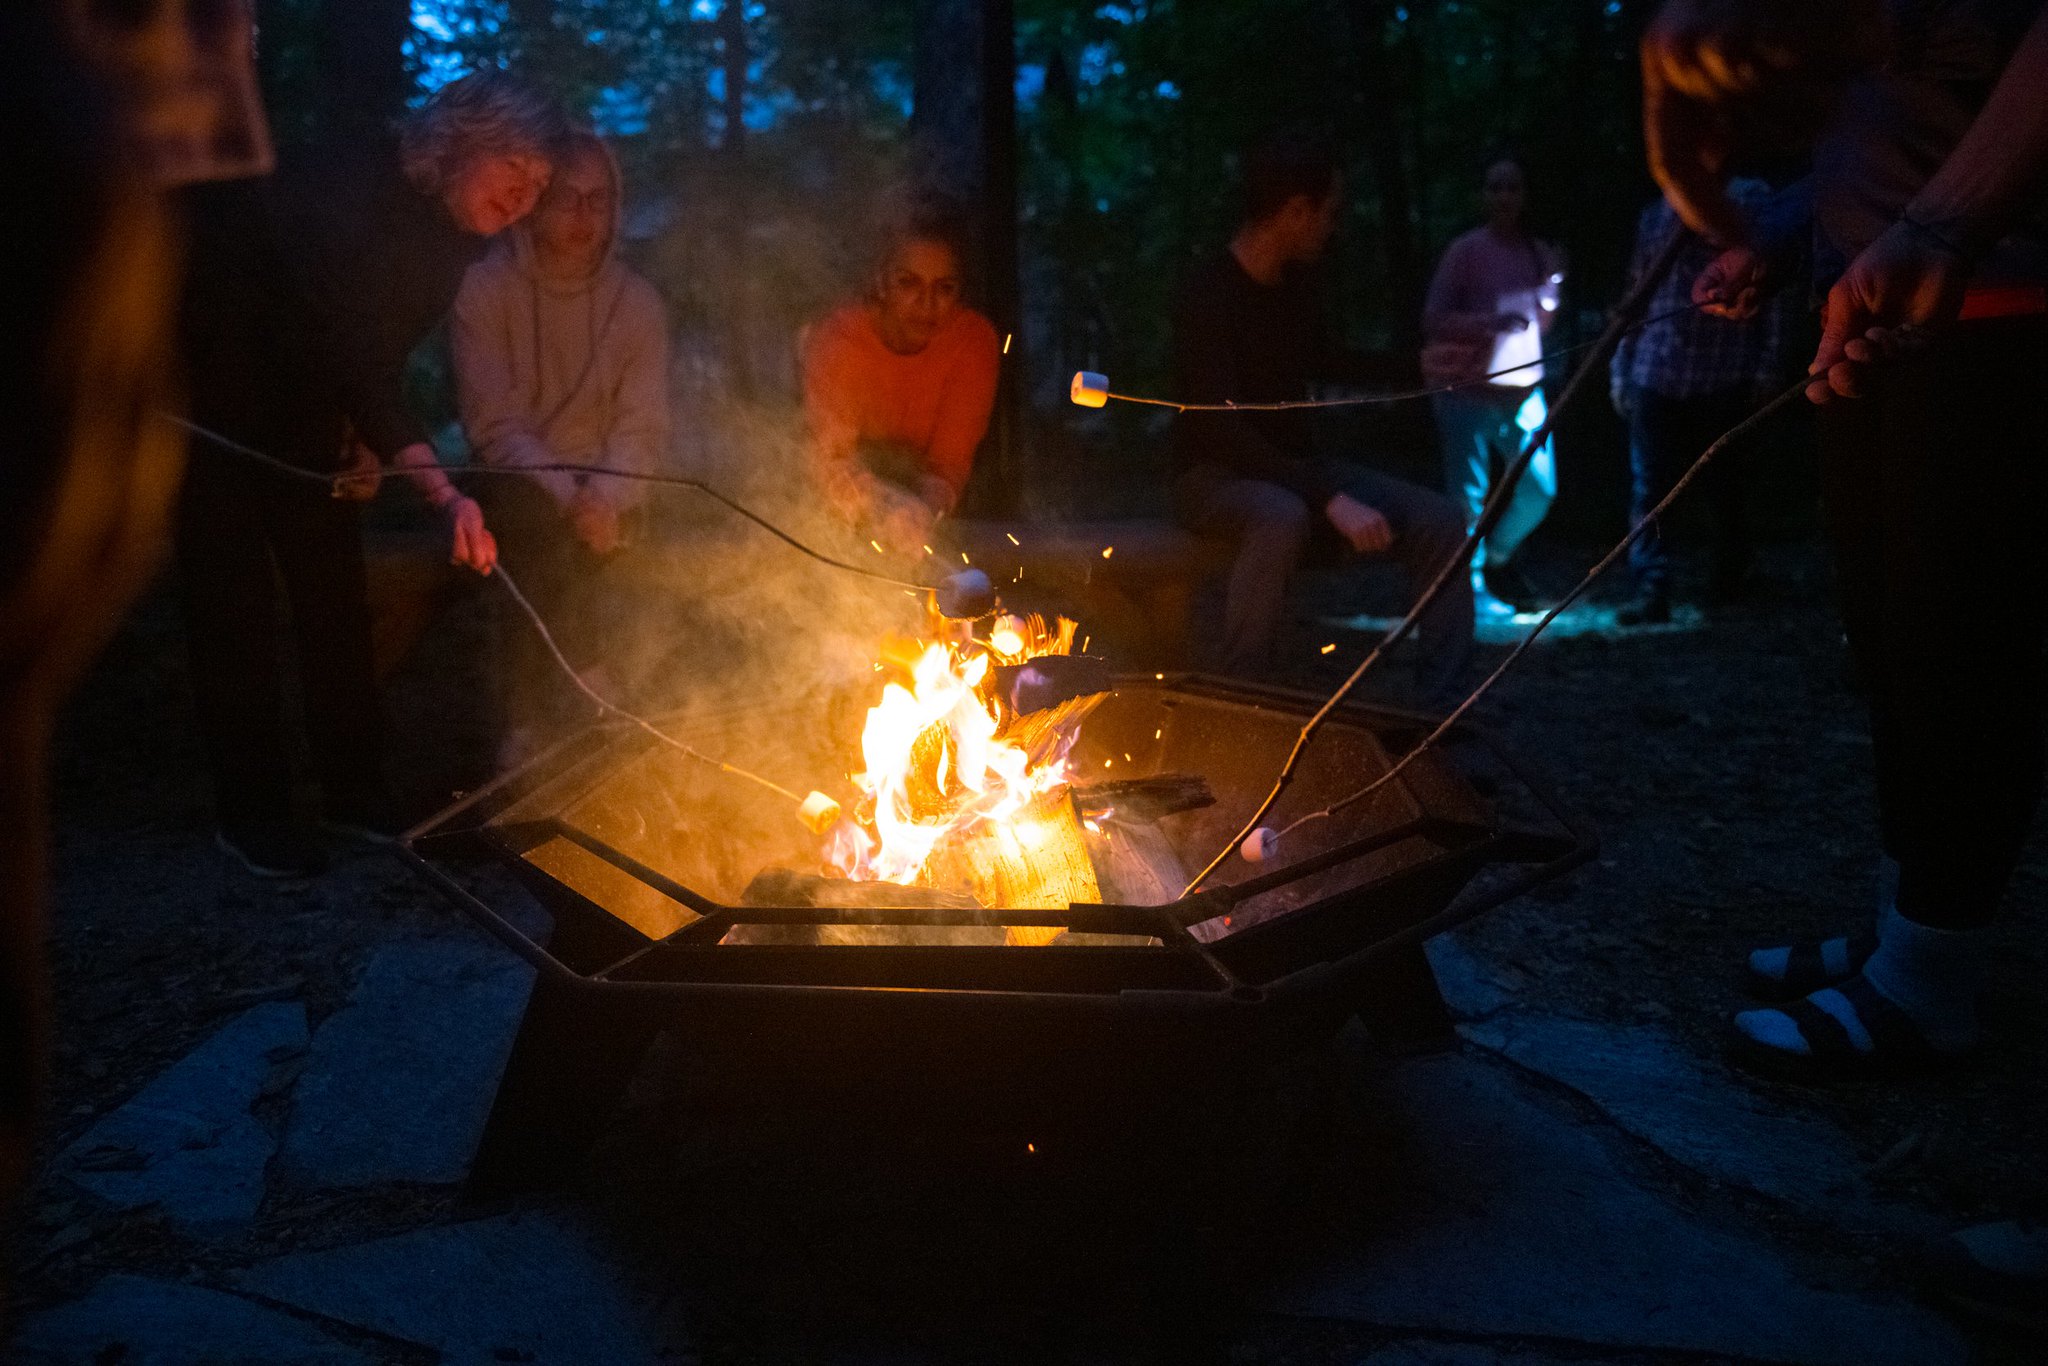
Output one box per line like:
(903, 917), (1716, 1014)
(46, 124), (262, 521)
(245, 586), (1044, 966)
(1240, 827), (1278, 863)
(1070, 371), (1111, 409)
(798, 791), (843, 834)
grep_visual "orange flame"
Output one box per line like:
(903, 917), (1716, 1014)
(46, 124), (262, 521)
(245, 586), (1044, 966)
(826, 616), (1082, 888)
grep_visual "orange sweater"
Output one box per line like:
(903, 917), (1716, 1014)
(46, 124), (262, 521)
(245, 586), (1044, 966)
(801, 300), (999, 516)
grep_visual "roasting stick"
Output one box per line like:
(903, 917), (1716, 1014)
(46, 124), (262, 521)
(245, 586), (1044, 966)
(1247, 373), (1815, 858)
(165, 416), (938, 596)
(493, 563), (843, 832)
(1178, 227), (1696, 896)
(1068, 299), (1706, 412)
(151, 419), (847, 831)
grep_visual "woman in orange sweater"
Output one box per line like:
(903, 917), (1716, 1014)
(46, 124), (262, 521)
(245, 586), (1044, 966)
(801, 195), (999, 554)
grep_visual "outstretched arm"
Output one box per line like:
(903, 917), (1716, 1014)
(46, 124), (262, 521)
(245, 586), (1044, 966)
(1811, 4), (2048, 400)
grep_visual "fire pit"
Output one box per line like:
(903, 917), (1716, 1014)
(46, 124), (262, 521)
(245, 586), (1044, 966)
(403, 664), (1589, 1192)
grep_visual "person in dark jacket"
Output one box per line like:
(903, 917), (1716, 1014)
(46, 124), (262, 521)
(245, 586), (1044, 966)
(177, 70), (569, 878)
(1173, 137), (1473, 697)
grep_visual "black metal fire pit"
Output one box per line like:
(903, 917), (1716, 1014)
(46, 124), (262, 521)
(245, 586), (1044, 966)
(402, 673), (1592, 1193)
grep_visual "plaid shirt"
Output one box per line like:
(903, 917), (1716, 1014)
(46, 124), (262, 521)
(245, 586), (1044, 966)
(1611, 180), (1798, 400)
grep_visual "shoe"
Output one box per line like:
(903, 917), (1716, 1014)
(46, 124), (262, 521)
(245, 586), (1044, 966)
(1474, 590), (1523, 621)
(1481, 561), (1550, 613)
(1615, 589), (1672, 626)
(320, 789), (409, 845)
(1917, 1212), (2048, 1331)
(216, 823), (328, 879)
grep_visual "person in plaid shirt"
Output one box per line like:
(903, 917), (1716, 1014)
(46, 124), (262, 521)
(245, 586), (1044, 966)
(1609, 177), (1800, 623)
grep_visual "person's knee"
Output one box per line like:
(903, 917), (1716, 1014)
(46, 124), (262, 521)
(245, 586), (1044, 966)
(1243, 492), (1314, 557)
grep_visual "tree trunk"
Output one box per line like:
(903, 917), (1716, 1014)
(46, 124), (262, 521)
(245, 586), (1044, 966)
(508, 0), (562, 70)
(323, 0), (411, 142)
(1349, 0), (1423, 353)
(912, 0), (1019, 514)
(719, 0), (749, 159)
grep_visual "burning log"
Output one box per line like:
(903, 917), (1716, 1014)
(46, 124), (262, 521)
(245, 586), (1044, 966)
(1070, 773), (1215, 823)
(736, 869), (991, 946)
(743, 869), (980, 911)
(923, 788), (1101, 945)
(1069, 774), (1210, 909)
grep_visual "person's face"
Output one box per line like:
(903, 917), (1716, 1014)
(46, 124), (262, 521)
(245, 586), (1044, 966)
(874, 237), (964, 354)
(444, 152), (553, 236)
(1293, 179), (1343, 263)
(1483, 161), (1526, 229)
(530, 149), (612, 268)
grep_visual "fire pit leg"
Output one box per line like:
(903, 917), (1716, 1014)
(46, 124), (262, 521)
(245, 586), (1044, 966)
(1350, 942), (1455, 1051)
(465, 978), (660, 1202)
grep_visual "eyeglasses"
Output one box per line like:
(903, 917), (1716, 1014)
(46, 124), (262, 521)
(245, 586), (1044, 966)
(545, 186), (613, 214)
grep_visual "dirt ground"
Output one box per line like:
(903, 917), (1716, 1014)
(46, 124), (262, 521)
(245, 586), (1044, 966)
(11, 514), (2046, 1346)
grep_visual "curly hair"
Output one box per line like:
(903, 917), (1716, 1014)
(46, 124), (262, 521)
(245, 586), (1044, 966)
(399, 70), (571, 195)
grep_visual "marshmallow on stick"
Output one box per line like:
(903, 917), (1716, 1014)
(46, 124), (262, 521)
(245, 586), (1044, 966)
(798, 791), (843, 834)
(1070, 371), (1110, 409)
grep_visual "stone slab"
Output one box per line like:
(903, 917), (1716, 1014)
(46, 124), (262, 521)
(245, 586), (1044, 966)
(1359, 1346), (1602, 1366)
(1424, 934), (1518, 1020)
(232, 1209), (669, 1364)
(1462, 1011), (1933, 1229)
(58, 1002), (307, 1230)
(9, 1273), (370, 1366)
(1265, 1052), (1966, 1366)
(279, 935), (533, 1187)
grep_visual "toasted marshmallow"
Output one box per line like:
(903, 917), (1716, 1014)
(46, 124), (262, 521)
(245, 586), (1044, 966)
(1070, 371), (1111, 408)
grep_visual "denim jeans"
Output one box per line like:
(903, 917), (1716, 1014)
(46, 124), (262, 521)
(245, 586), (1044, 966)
(1625, 387), (1755, 594)
(1432, 385), (1555, 574)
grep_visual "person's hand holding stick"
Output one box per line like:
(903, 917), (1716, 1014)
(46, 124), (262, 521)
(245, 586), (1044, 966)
(1326, 493), (1394, 555)
(567, 484), (625, 555)
(392, 440), (497, 573)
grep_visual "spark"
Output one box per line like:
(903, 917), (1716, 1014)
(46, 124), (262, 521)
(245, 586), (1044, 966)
(1122, 752), (1132, 762)
(1004, 333), (1014, 354)
(1320, 643), (1336, 655)
(1154, 672), (1164, 680)
(1026, 1141), (1035, 1153)
(1082, 819), (1101, 834)
(1006, 532), (1020, 546)
(1104, 758), (1112, 768)
(961, 551), (971, 565)
(922, 544), (934, 556)
(1101, 546), (1114, 559)
(1080, 635), (1090, 652)
(1154, 728), (1162, 739)
(870, 539), (884, 554)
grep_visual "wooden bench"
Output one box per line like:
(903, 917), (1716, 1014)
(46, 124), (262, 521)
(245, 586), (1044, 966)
(950, 519), (1233, 667)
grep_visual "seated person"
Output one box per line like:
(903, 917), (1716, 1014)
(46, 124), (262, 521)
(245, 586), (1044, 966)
(801, 194), (1000, 554)
(1174, 136), (1473, 699)
(452, 129), (671, 760)
(177, 70), (564, 876)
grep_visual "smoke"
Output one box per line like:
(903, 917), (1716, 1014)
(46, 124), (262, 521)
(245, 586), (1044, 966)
(493, 140), (946, 808)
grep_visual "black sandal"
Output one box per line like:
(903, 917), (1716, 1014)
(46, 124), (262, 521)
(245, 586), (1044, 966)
(1743, 930), (1877, 1002)
(1730, 975), (1956, 1082)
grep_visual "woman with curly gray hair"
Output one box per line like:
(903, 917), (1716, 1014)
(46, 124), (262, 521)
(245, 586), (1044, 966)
(400, 69), (567, 236)
(173, 68), (571, 877)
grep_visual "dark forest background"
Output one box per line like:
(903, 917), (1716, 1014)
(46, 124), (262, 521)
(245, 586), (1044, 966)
(251, 0), (1816, 537)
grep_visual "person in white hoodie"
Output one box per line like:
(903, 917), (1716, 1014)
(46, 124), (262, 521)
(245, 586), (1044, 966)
(452, 130), (670, 761)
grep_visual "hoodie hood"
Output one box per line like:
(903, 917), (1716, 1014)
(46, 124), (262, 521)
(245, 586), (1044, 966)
(498, 134), (625, 293)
